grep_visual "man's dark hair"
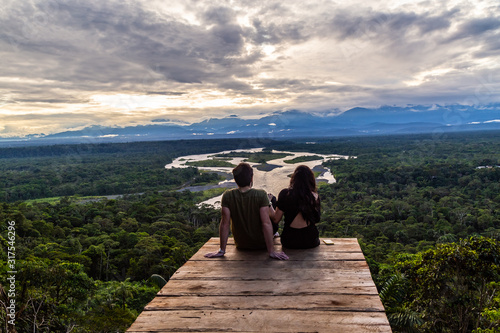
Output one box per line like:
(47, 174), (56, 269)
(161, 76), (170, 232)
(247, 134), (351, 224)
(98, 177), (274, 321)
(232, 162), (253, 187)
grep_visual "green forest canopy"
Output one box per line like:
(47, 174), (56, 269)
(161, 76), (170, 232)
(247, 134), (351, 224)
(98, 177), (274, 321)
(1, 132), (499, 332)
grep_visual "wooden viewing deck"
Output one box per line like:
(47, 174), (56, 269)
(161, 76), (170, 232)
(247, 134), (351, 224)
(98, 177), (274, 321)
(127, 237), (391, 332)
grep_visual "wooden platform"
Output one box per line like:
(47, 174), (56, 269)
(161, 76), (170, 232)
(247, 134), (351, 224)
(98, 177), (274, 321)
(127, 237), (392, 332)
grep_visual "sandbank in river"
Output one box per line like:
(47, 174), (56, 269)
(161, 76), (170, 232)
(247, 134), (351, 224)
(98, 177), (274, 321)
(165, 148), (350, 208)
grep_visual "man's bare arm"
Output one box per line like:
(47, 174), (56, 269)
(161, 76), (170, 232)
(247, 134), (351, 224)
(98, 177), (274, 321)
(205, 207), (231, 258)
(260, 206), (289, 260)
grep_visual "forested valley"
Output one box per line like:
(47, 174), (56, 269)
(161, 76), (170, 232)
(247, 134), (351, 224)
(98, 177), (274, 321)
(1, 132), (499, 332)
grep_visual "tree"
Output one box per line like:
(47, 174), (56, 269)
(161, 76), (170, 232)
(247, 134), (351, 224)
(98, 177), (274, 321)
(397, 237), (500, 333)
(2, 259), (94, 332)
(379, 273), (422, 333)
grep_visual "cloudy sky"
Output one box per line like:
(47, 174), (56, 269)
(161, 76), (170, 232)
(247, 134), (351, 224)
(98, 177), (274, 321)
(1, 0), (499, 137)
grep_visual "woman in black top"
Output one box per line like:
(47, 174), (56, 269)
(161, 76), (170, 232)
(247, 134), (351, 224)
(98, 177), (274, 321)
(269, 165), (320, 249)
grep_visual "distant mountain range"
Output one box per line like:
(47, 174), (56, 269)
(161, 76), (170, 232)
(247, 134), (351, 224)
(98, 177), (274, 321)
(3, 104), (500, 146)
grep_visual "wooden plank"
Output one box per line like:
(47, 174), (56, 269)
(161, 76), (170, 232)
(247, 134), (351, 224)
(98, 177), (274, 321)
(170, 259), (371, 281)
(171, 269), (371, 282)
(170, 269), (373, 281)
(145, 294), (386, 312)
(127, 310), (392, 333)
(158, 279), (378, 296)
(177, 258), (370, 269)
(191, 245), (366, 261)
(205, 237), (359, 245)
(204, 237), (362, 252)
(127, 238), (391, 332)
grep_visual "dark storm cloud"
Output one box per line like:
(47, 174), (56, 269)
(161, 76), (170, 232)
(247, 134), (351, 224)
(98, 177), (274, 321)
(217, 80), (255, 93)
(260, 78), (306, 88)
(473, 34), (500, 58)
(0, 0), (262, 93)
(327, 8), (455, 41)
(417, 12), (455, 34)
(1, 0), (500, 138)
(258, 78), (369, 94)
(14, 98), (89, 104)
(202, 6), (236, 25)
(251, 18), (309, 44)
(146, 91), (186, 96)
(0, 0), (471, 100)
(221, 0), (311, 45)
(447, 17), (500, 42)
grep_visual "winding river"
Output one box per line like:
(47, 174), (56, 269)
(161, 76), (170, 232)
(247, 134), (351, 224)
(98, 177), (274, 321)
(165, 148), (351, 207)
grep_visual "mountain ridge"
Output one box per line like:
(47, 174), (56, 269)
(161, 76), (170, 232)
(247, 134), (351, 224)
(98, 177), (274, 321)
(2, 104), (500, 146)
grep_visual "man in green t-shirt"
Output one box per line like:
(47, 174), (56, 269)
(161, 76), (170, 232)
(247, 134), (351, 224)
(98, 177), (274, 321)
(205, 162), (288, 260)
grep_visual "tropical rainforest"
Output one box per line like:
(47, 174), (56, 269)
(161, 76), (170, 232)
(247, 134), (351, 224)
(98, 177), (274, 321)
(0, 132), (499, 332)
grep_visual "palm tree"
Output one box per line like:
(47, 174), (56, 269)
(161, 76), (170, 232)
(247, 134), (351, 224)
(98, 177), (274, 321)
(114, 279), (136, 310)
(379, 274), (422, 332)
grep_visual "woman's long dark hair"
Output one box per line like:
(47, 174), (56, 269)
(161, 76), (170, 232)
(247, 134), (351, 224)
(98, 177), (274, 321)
(289, 165), (320, 225)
